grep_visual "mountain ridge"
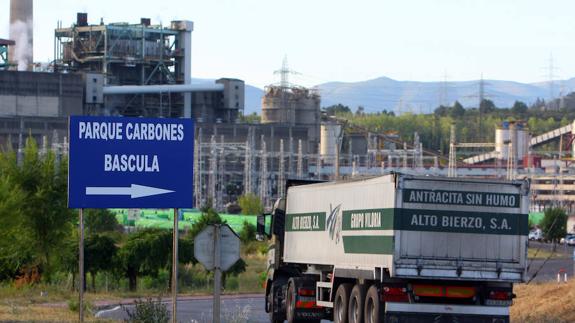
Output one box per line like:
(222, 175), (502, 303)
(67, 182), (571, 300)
(199, 76), (575, 115)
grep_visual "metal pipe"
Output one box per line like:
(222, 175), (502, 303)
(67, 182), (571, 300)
(103, 83), (224, 95)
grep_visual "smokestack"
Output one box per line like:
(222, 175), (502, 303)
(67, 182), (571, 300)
(9, 0), (33, 71)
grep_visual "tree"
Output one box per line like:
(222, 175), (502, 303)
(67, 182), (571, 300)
(511, 101), (528, 115)
(434, 105), (449, 117)
(0, 173), (28, 281)
(449, 101), (465, 118)
(2, 138), (75, 281)
(238, 112), (261, 124)
(117, 228), (171, 291)
(479, 99), (496, 114)
(540, 208), (567, 243)
(323, 104), (351, 116)
(84, 209), (120, 235)
(85, 234), (117, 291)
(238, 193), (264, 215)
(117, 228), (194, 291)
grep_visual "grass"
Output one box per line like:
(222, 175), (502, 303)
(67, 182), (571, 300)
(528, 248), (561, 259)
(2, 256), (575, 322)
(512, 279), (575, 322)
(0, 303), (115, 322)
(0, 242), (267, 322)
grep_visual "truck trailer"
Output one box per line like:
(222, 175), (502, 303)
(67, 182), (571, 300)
(257, 174), (529, 323)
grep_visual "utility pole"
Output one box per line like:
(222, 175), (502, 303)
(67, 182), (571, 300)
(448, 124), (457, 178)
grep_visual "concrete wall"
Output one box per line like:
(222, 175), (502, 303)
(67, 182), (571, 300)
(0, 71), (84, 117)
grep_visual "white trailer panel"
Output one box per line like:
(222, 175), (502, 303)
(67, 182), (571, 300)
(283, 174), (529, 282)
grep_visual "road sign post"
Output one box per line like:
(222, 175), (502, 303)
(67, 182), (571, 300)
(68, 116), (194, 323)
(79, 208), (84, 323)
(172, 208), (179, 323)
(213, 225), (221, 323)
(194, 224), (240, 323)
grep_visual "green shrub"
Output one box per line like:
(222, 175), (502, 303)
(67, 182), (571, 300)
(239, 221), (256, 243)
(125, 297), (170, 323)
(225, 276), (239, 290)
(68, 298), (93, 314)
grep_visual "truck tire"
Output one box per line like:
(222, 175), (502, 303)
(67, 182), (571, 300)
(334, 283), (352, 323)
(268, 279), (286, 323)
(364, 285), (383, 323)
(348, 284), (367, 323)
(286, 280), (304, 323)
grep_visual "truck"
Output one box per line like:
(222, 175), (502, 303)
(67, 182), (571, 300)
(257, 174), (529, 323)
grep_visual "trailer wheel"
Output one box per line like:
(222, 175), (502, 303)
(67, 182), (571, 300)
(334, 283), (352, 323)
(348, 284), (367, 323)
(268, 279), (286, 323)
(364, 285), (383, 323)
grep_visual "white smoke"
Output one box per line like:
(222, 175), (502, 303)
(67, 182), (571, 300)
(10, 18), (33, 71)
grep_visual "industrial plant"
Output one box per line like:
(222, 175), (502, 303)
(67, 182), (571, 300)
(1, 0), (575, 215)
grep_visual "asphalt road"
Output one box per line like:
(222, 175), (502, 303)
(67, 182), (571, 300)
(526, 241), (575, 282)
(96, 243), (575, 322)
(96, 295), (271, 323)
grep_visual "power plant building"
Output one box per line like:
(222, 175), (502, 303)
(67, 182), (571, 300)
(262, 85), (321, 153)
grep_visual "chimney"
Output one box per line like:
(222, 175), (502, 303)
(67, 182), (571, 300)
(9, 0), (33, 71)
(77, 13), (88, 27)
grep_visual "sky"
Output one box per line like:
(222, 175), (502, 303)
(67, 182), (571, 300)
(1, 0), (574, 88)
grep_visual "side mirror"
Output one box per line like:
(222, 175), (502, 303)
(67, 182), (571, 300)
(256, 213), (271, 241)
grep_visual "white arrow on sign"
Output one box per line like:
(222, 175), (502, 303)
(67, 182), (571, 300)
(85, 184), (174, 199)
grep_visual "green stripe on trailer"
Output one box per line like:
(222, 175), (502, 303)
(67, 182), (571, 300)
(396, 208), (529, 235)
(286, 212), (326, 231)
(342, 208), (394, 231)
(342, 235), (394, 254)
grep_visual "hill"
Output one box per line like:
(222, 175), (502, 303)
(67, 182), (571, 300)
(220, 76), (575, 116)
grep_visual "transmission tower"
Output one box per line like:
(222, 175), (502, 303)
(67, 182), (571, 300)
(506, 140), (515, 180)
(259, 136), (269, 208)
(297, 139), (303, 178)
(243, 135), (253, 195)
(546, 54), (559, 109)
(274, 55), (300, 88)
(437, 70), (450, 107)
(194, 129), (202, 207)
(278, 139), (285, 197)
(448, 124), (457, 177)
(208, 135), (217, 205)
(216, 135), (225, 210)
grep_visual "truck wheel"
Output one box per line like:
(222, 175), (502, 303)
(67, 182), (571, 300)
(334, 283), (352, 323)
(286, 280), (305, 323)
(348, 284), (367, 323)
(364, 285), (383, 323)
(268, 279), (286, 323)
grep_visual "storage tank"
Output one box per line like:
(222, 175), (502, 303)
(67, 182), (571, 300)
(9, 0), (33, 71)
(495, 121), (530, 161)
(261, 86), (296, 125)
(495, 123), (510, 160)
(320, 123), (342, 165)
(516, 122), (530, 161)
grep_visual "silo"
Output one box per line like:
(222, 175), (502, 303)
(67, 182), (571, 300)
(516, 122), (530, 161)
(495, 121), (510, 160)
(9, 0), (33, 71)
(320, 123), (342, 165)
(261, 86), (295, 125)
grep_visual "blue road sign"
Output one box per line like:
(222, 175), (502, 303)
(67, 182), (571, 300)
(68, 116), (194, 208)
